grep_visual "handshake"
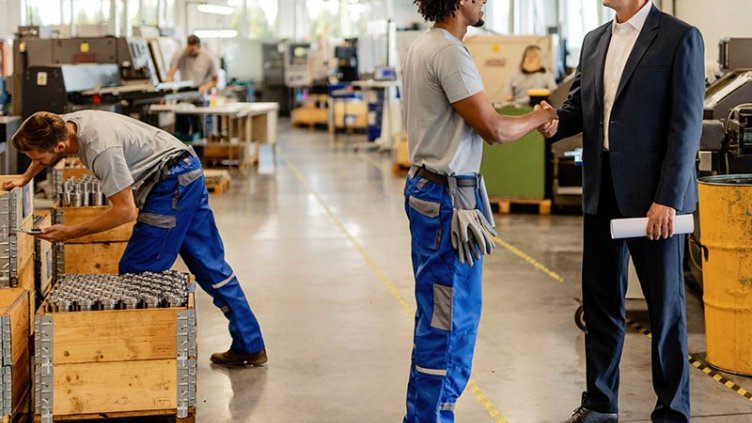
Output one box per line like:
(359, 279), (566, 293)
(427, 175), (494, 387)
(534, 101), (559, 138)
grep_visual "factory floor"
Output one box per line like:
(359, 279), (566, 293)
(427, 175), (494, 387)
(185, 122), (752, 423)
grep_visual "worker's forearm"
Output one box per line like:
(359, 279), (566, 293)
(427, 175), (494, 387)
(22, 161), (45, 184)
(68, 206), (136, 240)
(491, 110), (554, 144)
(200, 81), (217, 93)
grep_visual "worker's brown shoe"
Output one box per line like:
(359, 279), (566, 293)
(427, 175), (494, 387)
(210, 348), (268, 367)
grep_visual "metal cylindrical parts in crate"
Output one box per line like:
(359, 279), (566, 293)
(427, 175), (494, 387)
(698, 174), (752, 375)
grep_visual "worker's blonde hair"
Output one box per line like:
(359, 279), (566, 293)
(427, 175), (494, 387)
(12, 111), (68, 152)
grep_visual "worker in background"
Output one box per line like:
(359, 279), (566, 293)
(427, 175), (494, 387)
(403, 0), (557, 421)
(307, 37), (331, 100)
(537, 0), (704, 421)
(506, 45), (558, 106)
(166, 34), (219, 145)
(4, 110), (268, 367)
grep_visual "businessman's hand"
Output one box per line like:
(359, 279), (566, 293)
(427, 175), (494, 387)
(535, 101), (559, 138)
(646, 202), (676, 240)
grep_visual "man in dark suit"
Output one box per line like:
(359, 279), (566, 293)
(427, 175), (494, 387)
(539, 1), (704, 422)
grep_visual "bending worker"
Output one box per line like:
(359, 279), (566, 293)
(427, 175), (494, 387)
(4, 110), (266, 367)
(403, 0), (557, 421)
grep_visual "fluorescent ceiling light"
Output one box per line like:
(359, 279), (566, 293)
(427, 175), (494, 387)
(193, 29), (238, 38)
(197, 4), (234, 15)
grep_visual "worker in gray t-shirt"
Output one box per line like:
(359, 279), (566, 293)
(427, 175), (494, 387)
(167, 34), (218, 94)
(166, 34), (219, 143)
(401, 1), (557, 421)
(6, 110), (268, 367)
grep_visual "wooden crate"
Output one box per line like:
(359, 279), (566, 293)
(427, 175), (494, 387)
(393, 132), (410, 174)
(34, 293), (197, 422)
(52, 207), (133, 278)
(52, 207), (133, 245)
(291, 106), (328, 128)
(34, 211), (54, 301)
(204, 169), (231, 195)
(494, 198), (552, 216)
(333, 100), (367, 129)
(57, 242), (128, 275)
(0, 288), (32, 422)
(0, 176), (35, 289)
(203, 144), (258, 169)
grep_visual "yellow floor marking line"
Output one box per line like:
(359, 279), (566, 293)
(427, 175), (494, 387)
(490, 236), (565, 283)
(355, 154), (565, 284)
(356, 152), (392, 174)
(281, 151), (508, 423)
(626, 318), (752, 402)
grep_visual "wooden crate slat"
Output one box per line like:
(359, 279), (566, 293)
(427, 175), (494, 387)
(56, 207), (134, 244)
(52, 309), (178, 364)
(62, 242), (128, 275)
(52, 359), (178, 416)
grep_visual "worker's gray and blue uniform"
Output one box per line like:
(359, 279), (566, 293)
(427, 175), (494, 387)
(402, 28), (488, 422)
(64, 110), (264, 355)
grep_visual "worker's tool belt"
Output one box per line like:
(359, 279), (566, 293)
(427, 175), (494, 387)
(159, 147), (198, 180)
(409, 165), (493, 218)
(409, 165), (497, 265)
(135, 147), (199, 209)
(409, 165), (476, 188)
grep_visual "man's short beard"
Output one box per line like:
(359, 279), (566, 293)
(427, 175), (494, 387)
(472, 19), (485, 28)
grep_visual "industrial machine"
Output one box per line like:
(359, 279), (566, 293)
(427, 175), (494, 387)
(260, 41), (289, 115)
(286, 42), (311, 87)
(718, 37), (752, 72)
(10, 29), (198, 174)
(11, 30), (197, 118)
(335, 38), (359, 82)
(703, 70), (752, 120)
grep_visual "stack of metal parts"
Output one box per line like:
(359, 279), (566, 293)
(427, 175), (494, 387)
(44, 271), (191, 312)
(58, 176), (107, 207)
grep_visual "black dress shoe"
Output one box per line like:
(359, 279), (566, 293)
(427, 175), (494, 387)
(562, 393), (618, 423)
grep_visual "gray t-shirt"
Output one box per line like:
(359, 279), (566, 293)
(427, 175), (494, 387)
(403, 28), (484, 175)
(170, 48), (218, 87)
(507, 70), (557, 106)
(64, 110), (188, 197)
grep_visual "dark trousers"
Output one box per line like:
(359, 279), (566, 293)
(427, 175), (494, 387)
(582, 154), (690, 422)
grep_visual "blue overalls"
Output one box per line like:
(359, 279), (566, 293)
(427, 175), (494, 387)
(403, 171), (485, 423)
(119, 153), (265, 354)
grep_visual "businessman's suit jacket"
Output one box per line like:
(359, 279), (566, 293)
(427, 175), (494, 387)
(551, 5), (705, 217)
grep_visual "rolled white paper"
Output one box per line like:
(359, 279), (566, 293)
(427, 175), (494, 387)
(610, 214), (694, 239)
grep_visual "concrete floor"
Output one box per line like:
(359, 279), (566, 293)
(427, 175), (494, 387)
(184, 123), (752, 422)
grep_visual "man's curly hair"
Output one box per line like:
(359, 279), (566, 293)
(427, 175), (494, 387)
(414, 0), (461, 22)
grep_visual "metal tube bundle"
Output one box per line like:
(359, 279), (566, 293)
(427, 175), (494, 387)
(58, 176), (107, 207)
(45, 271), (191, 312)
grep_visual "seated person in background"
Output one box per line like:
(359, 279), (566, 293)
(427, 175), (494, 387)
(506, 45), (558, 106)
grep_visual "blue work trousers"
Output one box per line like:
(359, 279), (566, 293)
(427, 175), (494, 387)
(403, 174), (484, 423)
(119, 156), (265, 354)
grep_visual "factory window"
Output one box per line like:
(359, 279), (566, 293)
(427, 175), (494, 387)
(308, 0), (341, 38)
(25, 0), (64, 26)
(231, 0), (277, 39)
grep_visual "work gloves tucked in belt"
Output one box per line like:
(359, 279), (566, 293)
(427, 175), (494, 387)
(450, 209), (497, 266)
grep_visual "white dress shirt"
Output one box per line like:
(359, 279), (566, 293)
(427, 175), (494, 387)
(603, 1), (653, 150)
